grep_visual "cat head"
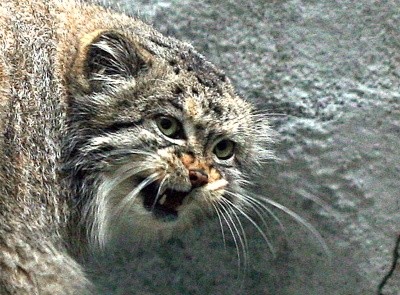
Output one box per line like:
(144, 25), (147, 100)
(66, 29), (274, 248)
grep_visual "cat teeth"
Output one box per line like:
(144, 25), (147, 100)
(159, 194), (167, 205)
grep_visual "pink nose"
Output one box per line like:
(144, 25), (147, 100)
(189, 169), (208, 188)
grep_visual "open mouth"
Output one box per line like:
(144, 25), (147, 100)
(141, 181), (190, 220)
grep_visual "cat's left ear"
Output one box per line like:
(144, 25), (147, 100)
(72, 30), (152, 92)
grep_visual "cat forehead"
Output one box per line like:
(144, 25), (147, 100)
(181, 93), (249, 122)
(143, 69), (251, 125)
(139, 33), (228, 87)
(140, 45), (251, 121)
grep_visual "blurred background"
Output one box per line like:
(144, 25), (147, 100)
(85, 1), (400, 294)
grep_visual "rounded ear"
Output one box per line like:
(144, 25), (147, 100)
(72, 30), (152, 92)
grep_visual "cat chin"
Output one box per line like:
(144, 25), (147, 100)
(91, 184), (213, 248)
(93, 199), (207, 248)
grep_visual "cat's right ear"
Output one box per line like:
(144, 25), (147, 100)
(72, 30), (152, 93)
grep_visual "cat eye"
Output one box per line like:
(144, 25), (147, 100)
(156, 116), (183, 139)
(213, 139), (235, 160)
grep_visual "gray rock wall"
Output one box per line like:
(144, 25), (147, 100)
(88, 1), (400, 294)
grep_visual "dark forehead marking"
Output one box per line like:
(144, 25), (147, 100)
(179, 49), (226, 90)
(210, 102), (224, 116)
(141, 34), (229, 95)
(168, 96), (184, 111)
(200, 99), (225, 116)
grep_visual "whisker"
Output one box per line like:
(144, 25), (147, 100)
(220, 199), (248, 274)
(250, 108), (286, 118)
(151, 176), (169, 211)
(296, 188), (335, 216)
(102, 165), (151, 196)
(222, 197), (276, 257)
(229, 190), (288, 240)
(253, 194), (331, 259)
(89, 164), (155, 246)
(116, 172), (160, 213)
(217, 202), (242, 272)
(211, 202), (227, 248)
(105, 148), (157, 158)
(242, 199), (272, 231)
(221, 199), (249, 281)
(240, 196), (274, 235)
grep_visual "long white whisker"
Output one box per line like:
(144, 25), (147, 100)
(243, 195), (285, 230)
(254, 194), (331, 258)
(217, 202), (242, 272)
(90, 165), (155, 247)
(223, 197), (276, 257)
(226, 190), (272, 232)
(243, 199), (272, 232)
(297, 188), (335, 215)
(228, 190), (288, 241)
(117, 172), (160, 213)
(211, 202), (227, 248)
(103, 165), (151, 196)
(151, 176), (169, 211)
(220, 199), (248, 274)
(221, 199), (249, 281)
(107, 149), (157, 158)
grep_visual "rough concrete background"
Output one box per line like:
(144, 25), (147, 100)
(86, 1), (400, 294)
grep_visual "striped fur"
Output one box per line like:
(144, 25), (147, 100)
(0, 0), (274, 294)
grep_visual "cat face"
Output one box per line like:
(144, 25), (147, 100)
(67, 30), (273, 247)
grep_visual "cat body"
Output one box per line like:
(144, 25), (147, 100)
(0, 0), (272, 294)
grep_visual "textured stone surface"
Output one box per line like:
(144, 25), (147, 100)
(88, 1), (400, 294)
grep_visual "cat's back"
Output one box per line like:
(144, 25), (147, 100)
(0, 0), (61, 87)
(0, 0), (64, 146)
(0, 0), (73, 217)
(0, 2), (116, 293)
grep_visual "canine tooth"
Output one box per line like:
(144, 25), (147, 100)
(159, 194), (167, 205)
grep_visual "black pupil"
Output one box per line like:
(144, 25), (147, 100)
(217, 140), (228, 151)
(160, 118), (173, 130)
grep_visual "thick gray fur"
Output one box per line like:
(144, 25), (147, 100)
(0, 0), (273, 294)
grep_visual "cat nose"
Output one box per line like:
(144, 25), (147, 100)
(189, 169), (208, 188)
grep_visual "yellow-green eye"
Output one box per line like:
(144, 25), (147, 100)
(156, 116), (182, 138)
(213, 139), (235, 160)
